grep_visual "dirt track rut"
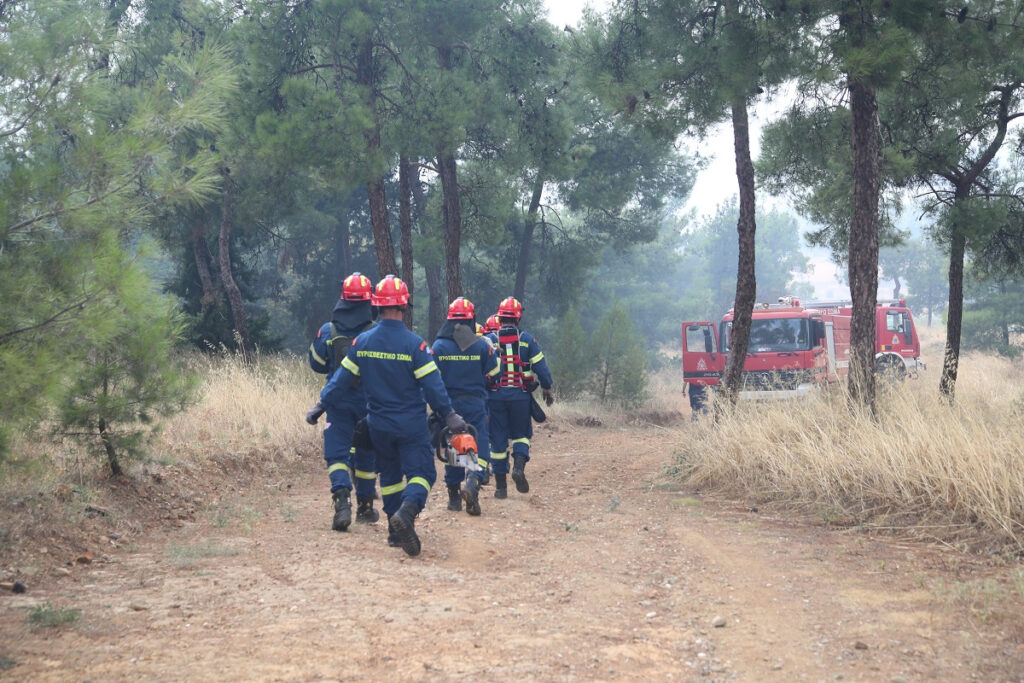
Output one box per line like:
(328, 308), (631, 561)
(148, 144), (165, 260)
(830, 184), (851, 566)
(1, 419), (1022, 681)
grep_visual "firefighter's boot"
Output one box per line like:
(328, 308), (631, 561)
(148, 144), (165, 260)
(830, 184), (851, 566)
(332, 489), (352, 532)
(478, 462), (491, 486)
(447, 485), (462, 512)
(511, 455), (530, 493)
(356, 497), (379, 524)
(386, 517), (401, 548)
(494, 473), (508, 499)
(462, 472), (482, 516)
(389, 500), (422, 557)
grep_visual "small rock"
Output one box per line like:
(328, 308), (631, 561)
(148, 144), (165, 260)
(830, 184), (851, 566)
(54, 568), (72, 576)
(891, 678), (909, 683)
(12, 581), (26, 594)
(712, 615), (727, 628)
(75, 552), (93, 565)
(772, 664), (783, 671)
(854, 641), (869, 650)
(130, 604), (149, 611)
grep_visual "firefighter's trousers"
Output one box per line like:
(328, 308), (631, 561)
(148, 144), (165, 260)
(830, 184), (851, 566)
(324, 404), (377, 500)
(369, 423), (436, 516)
(488, 397), (531, 475)
(444, 397), (489, 487)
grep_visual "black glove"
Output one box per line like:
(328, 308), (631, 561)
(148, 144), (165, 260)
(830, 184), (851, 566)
(305, 402), (325, 425)
(445, 411), (468, 433)
(542, 388), (554, 406)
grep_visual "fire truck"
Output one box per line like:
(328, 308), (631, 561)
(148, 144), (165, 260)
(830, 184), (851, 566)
(682, 297), (924, 400)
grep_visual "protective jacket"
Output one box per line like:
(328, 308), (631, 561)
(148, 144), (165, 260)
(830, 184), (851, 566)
(322, 318), (452, 433)
(432, 330), (500, 400)
(490, 327), (553, 402)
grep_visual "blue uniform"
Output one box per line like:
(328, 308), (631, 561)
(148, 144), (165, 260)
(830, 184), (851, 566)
(488, 329), (553, 474)
(432, 335), (499, 486)
(322, 319), (453, 516)
(309, 315), (376, 499)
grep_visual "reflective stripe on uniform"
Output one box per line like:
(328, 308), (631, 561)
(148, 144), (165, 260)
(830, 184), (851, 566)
(487, 364), (501, 377)
(530, 351), (544, 364)
(310, 344), (327, 366)
(490, 451), (508, 460)
(354, 470), (377, 480)
(408, 476), (431, 493)
(413, 361), (438, 379)
(341, 355), (360, 375)
(511, 438), (530, 446)
(327, 463), (350, 475)
(381, 481), (406, 496)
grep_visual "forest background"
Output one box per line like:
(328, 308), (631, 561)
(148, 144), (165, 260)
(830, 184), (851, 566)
(2, 0), (1024, 469)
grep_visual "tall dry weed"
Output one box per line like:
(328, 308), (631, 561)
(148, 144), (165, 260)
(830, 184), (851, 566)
(158, 351), (321, 466)
(674, 351), (1024, 550)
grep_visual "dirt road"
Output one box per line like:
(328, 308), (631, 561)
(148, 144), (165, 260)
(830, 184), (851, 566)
(2, 419), (1022, 681)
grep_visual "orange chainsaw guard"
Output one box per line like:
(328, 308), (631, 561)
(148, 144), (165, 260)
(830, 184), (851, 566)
(449, 433), (478, 455)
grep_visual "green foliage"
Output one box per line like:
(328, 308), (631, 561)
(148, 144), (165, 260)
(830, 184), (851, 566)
(588, 303), (649, 408)
(0, 2), (234, 456)
(56, 261), (197, 475)
(548, 307), (590, 400)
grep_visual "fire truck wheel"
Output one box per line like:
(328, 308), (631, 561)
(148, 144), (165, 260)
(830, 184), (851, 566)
(876, 356), (906, 382)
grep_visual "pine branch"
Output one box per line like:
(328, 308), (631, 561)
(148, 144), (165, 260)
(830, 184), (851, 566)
(0, 294), (94, 344)
(0, 73), (62, 139)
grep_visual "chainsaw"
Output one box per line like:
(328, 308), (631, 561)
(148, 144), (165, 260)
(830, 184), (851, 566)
(432, 423), (483, 472)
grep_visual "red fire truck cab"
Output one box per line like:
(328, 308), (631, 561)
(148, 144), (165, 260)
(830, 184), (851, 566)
(682, 297), (924, 400)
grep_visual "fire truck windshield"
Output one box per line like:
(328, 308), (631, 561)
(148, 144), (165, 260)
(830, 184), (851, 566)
(720, 318), (811, 353)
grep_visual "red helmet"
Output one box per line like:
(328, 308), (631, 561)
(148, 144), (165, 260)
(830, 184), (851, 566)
(371, 275), (410, 307)
(341, 272), (372, 301)
(497, 297), (523, 320)
(483, 314), (500, 333)
(475, 322), (484, 336)
(447, 297), (475, 320)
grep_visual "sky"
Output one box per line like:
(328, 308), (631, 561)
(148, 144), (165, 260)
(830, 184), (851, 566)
(542, 0), (849, 301)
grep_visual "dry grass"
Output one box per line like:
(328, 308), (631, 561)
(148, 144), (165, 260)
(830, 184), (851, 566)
(673, 350), (1024, 551)
(0, 351), (322, 571)
(157, 351), (321, 466)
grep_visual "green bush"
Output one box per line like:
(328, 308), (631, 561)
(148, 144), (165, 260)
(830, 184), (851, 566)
(549, 306), (591, 399)
(588, 303), (649, 408)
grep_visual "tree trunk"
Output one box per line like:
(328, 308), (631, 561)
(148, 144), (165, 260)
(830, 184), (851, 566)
(437, 151), (462, 300)
(939, 213), (967, 399)
(892, 276), (901, 300)
(846, 76), (881, 415)
(191, 217), (221, 309)
(409, 162), (446, 338)
(98, 371), (122, 476)
(218, 174), (252, 359)
(335, 218), (352, 280)
(936, 87), (1012, 400)
(435, 45), (463, 301)
(398, 156), (415, 329)
(514, 175), (544, 302)
(354, 37), (398, 279)
(98, 417), (122, 477)
(718, 95), (758, 408)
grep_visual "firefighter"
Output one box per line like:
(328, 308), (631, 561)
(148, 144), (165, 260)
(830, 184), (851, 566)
(482, 314), (501, 339)
(488, 297), (554, 498)
(688, 382), (710, 419)
(319, 275), (467, 557)
(305, 272), (378, 532)
(433, 297), (500, 515)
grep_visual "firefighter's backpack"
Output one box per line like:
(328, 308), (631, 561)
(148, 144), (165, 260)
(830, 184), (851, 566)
(325, 323), (356, 374)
